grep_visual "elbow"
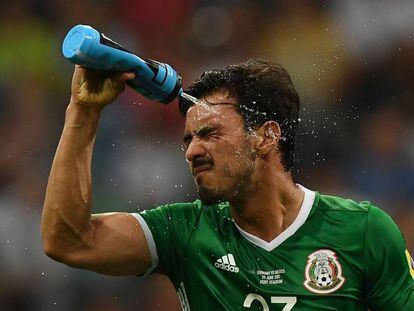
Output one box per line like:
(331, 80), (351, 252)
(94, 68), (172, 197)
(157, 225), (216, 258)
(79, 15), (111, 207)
(43, 239), (66, 263)
(41, 228), (61, 261)
(42, 236), (74, 266)
(40, 216), (93, 269)
(42, 238), (88, 270)
(41, 217), (64, 261)
(41, 217), (85, 266)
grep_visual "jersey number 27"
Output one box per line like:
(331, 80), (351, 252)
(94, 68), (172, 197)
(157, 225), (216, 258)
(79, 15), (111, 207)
(243, 293), (297, 310)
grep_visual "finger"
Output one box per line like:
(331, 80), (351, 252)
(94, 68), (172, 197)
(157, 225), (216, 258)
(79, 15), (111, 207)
(72, 65), (85, 80)
(75, 64), (86, 72)
(118, 72), (136, 83)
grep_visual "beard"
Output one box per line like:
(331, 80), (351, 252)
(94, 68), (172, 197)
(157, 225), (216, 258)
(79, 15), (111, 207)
(197, 160), (255, 206)
(197, 185), (222, 205)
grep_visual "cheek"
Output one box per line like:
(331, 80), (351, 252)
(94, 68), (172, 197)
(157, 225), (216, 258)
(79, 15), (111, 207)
(208, 135), (254, 169)
(218, 148), (253, 176)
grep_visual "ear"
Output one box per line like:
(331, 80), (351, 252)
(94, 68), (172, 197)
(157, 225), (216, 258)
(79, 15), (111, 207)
(254, 121), (281, 157)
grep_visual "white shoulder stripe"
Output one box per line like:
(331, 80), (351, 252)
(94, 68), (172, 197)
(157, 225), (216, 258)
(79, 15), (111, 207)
(131, 213), (159, 276)
(178, 282), (191, 310)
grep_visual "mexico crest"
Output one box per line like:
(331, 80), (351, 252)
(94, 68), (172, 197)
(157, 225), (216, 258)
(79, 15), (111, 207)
(304, 249), (346, 294)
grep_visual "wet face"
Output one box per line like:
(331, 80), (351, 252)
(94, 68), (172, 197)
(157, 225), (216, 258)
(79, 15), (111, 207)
(183, 90), (256, 205)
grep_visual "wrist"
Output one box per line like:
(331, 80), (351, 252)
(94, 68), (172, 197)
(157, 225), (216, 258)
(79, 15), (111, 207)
(65, 100), (102, 128)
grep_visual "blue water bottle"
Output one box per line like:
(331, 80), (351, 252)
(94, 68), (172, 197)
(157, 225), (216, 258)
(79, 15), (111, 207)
(62, 25), (183, 104)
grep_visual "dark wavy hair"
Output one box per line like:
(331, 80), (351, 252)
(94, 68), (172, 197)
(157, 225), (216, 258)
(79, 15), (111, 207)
(179, 59), (300, 171)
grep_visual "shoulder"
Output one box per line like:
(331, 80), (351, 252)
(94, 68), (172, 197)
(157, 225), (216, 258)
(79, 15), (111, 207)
(314, 192), (401, 239)
(316, 193), (372, 214)
(142, 200), (203, 217)
(140, 200), (228, 225)
(316, 192), (396, 226)
(310, 193), (374, 238)
(165, 200), (203, 214)
(365, 204), (403, 240)
(138, 201), (203, 229)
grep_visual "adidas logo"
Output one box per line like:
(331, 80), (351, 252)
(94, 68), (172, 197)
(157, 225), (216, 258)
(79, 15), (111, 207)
(215, 253), (239, 273)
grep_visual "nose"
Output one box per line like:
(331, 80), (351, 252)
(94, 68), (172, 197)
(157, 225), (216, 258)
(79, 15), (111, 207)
(185, 137), (207, 163)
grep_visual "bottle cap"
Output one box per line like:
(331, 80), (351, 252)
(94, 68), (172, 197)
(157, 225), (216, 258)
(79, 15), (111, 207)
(62, 25), (98, 64)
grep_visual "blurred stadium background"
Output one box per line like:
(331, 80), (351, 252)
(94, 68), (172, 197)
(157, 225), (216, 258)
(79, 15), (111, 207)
(1, 0), (413, 310)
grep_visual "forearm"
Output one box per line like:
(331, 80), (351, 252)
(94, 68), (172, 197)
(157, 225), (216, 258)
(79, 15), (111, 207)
(41, 101), (102, 256)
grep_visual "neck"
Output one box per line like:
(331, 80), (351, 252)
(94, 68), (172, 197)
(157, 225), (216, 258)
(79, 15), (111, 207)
(229, 166), (304, 243)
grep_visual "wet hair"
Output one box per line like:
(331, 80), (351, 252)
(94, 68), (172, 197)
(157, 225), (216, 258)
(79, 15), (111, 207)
(179, 59), (300, 171)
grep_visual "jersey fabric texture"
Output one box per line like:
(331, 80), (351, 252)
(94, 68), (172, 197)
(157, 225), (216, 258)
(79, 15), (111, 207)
(132, 186), (414, 310)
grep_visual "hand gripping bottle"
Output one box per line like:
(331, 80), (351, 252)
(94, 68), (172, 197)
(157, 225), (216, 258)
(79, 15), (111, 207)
(62, 25), (188, 104)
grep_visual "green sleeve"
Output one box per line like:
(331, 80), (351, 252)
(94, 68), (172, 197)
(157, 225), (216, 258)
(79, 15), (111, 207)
(132, 202), (201, 286)
(363, 204), (414, 310)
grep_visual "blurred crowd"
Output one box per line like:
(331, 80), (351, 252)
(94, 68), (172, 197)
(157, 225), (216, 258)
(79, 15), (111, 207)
(0, 0), (413, 310)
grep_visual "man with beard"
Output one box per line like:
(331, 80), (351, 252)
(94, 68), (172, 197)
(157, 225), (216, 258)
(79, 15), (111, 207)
(42, 60), (414, 310)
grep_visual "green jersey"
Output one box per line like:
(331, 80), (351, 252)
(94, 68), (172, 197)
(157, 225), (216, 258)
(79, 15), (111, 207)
(133, 186), (414, 310)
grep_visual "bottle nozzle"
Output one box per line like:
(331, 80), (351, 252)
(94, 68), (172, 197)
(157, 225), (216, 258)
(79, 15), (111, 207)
(178, 92), (198, 117)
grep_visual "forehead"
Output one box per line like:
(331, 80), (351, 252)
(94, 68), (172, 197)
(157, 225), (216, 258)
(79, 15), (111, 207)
(184, 91), (244, 132)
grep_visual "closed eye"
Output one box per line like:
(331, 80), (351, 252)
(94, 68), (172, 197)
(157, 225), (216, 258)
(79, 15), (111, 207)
(182, 125), (221, 149)
(182, 134), (192, 147)
(196, 126), (219, 138)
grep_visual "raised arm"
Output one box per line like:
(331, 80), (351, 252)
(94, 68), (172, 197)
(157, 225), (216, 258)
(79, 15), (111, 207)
(41, 66), (151, 276)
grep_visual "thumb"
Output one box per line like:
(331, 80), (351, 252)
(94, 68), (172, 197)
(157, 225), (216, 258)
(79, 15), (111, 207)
(118, 72), (136, 83)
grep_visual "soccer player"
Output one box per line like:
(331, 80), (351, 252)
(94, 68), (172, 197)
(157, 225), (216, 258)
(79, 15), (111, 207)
(42, 60), (414, 310)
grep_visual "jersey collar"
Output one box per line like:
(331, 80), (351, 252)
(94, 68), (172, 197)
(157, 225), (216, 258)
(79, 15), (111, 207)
(233, 184), (316, 252)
